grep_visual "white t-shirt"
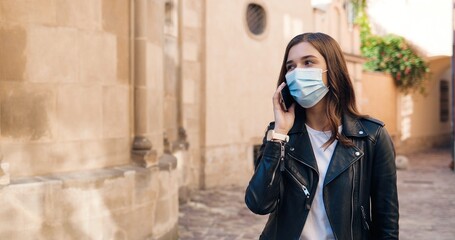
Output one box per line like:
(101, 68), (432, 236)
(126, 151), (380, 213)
(300, 124), (341, 240)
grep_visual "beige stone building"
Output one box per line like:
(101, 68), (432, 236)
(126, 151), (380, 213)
(363, 0), (453, 154)
(0, 0), (451, 239)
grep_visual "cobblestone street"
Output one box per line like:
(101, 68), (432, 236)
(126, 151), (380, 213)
(178, 147), (455, 240)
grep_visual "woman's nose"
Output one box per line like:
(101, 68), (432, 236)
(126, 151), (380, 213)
(295, 63), (305, 69)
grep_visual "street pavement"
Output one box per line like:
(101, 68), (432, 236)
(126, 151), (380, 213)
(178, 147), (455, 240)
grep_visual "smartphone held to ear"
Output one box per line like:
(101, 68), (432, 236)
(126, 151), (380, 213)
(280, 84), (294, 112)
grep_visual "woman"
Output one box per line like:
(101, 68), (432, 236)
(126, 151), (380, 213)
(245, 32), (399, 239)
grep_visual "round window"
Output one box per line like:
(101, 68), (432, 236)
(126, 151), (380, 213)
(246, 3), (267, 36)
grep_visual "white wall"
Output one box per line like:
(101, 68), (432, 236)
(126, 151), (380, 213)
(367, 0), (452, 56)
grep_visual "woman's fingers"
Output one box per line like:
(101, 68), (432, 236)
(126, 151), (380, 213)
(273, 82), (286, 109)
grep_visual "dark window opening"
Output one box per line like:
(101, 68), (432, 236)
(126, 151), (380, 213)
(246, 3), (266, 36)
(440, 80), (449, 122)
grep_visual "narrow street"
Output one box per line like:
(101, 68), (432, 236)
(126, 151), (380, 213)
(178, 147), (455, 240)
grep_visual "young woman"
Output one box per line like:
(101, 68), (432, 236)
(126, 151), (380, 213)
(245, 32), (399, 239)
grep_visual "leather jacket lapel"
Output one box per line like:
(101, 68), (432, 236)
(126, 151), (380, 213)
(287, 106), (319, 172)
(324, 143), (363, 186)
(288, 112), (369, 186)
(288, 130), (319, 173)
(324, 114), (367, 186)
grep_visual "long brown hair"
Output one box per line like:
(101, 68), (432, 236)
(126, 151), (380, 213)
(277, 32), (363, 147)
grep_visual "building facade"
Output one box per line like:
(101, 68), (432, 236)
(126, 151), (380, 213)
(0, 0), (451, 239)
(365, 0), (453, 154)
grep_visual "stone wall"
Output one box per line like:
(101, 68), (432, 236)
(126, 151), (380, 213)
(361, 71), (398, 138)
(0, 0), (130, 177)
(0, 0), (179, 239)
(178, 0), (205, 194)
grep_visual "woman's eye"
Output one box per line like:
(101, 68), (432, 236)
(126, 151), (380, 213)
(286, 65), (295, 71)
(304, 60), (314, 65)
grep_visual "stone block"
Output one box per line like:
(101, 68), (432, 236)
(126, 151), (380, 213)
(170, 191), (179, 220)
(155, 223), (178, 240)
(204, 144), (253, 188)
(56, 84), (102, 140)
(40, 178), (64, 228)
(146, 42), (164, 90)
(27, 26), (79, 83)
(0, 180), (49, 232)
(102, 86), (129, 138)
(99, 174), (134, 212)
(0, 166), (176, 239)
(148, 84), (164, 143)
(182, 78), (196, 104)
(56, 0), (102, 30)
(153, 198), (172, 235)
(0, 24), (26, 81)
(0, 82), (56, 141)
(0, 142), (53, 177)
(146, 0), (164, 45)
(80, 138), (130, 168)
(48, 141), (83, 173)
(0, 0), (57, 25)
(133, 87), (148, 134)
(163, 100), (178, 140)
(158, 169), (171, 199)
(79, 31), (117, 83)
(182, 61), (201, 80)
(133, 168), (160, 206)
(116, 37), (130, 84)
(148, 89), (163, 129)
(121, 204), (156, 239)
(182, 41), (199, 61)
(182, 4), (201, 28)
(101, 0), (129, 37)
(148, 132), (164, 159)
(50, 138), (130, 173)
(181, 27), (201, 43)
(0, 162), (10, 185)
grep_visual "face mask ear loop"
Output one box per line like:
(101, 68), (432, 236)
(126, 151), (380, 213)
(323, 69), (329, 88)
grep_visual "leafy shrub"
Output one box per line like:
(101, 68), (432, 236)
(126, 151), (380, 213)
(353, 1), (429, 93)
(361, 34), (429, 93)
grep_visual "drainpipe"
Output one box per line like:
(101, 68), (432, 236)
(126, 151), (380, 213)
(131, 0), (157, 167)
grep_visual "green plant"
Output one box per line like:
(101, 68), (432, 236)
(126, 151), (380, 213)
(361, 34), (429, 93)
(352, 0), (429, 94)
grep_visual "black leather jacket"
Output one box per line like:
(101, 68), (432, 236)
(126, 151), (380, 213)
(245, 113), (399, 240)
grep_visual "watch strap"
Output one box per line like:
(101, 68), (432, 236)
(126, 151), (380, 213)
(267, 130), (289, 142)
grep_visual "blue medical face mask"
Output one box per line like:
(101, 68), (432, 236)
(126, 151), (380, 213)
(285, 68), (329, 108)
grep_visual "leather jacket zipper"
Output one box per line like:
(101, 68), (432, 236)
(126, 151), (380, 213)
(351, 166), (355, 240)
(268, 141), (285, 186)
(361, 206), (370, 230)
(287, 153), (319, 174)
(285, 168), (310, 198)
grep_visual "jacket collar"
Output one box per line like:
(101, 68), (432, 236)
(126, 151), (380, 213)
(288, 107), (368, 138)
(287, 110), (367, 185)
(341, 114), (369, 138)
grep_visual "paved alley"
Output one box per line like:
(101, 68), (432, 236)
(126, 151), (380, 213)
(178, 147), (455, 240)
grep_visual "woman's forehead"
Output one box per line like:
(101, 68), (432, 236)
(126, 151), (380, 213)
(287, 42), (322, 61)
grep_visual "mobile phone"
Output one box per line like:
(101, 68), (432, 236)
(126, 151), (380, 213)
(280, 84), (294, 112)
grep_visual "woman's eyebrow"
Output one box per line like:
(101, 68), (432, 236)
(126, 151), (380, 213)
(286, 55), (317, 65)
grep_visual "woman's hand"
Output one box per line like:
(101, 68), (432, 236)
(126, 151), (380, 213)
(273, 82), (296, 134)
